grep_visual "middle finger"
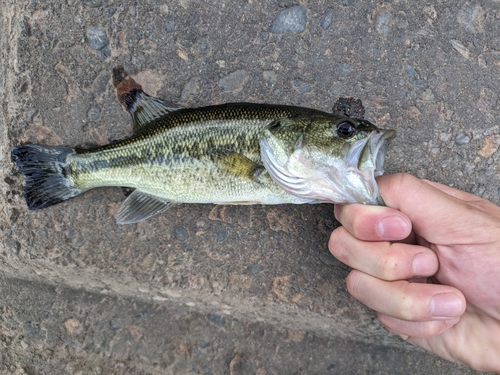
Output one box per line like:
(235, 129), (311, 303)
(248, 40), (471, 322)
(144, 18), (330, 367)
(329, 226), (438, 280)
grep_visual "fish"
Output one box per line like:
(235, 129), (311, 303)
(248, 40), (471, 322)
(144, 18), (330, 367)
(11, 73), (396, 224)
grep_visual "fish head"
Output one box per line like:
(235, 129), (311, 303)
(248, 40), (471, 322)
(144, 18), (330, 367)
(260, 114), (396, 205)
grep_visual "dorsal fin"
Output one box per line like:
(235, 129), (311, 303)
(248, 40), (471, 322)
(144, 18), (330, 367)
(113, 66), (184, 131)
(123, 88), (184, 131)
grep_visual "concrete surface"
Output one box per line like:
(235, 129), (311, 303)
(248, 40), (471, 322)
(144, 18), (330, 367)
(1, 0), (498, 374)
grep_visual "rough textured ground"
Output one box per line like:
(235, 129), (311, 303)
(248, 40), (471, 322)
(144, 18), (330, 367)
(1, 0), (498, 374)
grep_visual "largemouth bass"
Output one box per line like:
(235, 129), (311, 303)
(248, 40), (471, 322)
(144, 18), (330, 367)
(11, 74), (395, 224)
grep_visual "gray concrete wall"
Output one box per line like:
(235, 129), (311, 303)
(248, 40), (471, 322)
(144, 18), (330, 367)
(1, 1), (497, 373)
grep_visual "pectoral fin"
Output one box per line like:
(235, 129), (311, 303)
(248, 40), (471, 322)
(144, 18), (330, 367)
(115, 189), (176, 224)
(210, 148), (265, 183)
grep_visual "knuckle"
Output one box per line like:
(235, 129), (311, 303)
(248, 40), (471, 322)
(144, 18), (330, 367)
(379, 250), (406, 280)
(345, 271), (362, 297)
(328, 228), (349, 262)
(418, 321), (448, 339)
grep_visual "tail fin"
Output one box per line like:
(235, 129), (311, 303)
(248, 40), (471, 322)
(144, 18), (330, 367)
(11, 145), (83, 210)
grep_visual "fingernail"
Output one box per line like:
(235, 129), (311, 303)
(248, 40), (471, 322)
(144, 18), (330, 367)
(430, 293), (463, 319)
(412, 252), (437, 277)
(377, 216), (409, 240)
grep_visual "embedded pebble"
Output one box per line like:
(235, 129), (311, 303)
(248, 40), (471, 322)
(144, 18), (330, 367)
(87, 105), (101, 121)
(85, 0), (105, 8)
(165, 16), (175, 33)
(457, 3), (484, 33)
(129, 5), (137, 17)
(193, 37), (210, 56)
(270, 5), (307, 34)
(180, 77), (199, 102)
(375, 10), (392, 37)
(342, 0), (357, 5)
(23, 108), (38, 122)
(320, 10), (333, 30)
(207, 314), (226, 327)
(335, 64), (351, 76)
(292, 80), (312, 93)
(450, 39), (470, 60)
(245, 263), (264, 276)
(216, 230), (228, 242)
(263, 71), (277, 86)
(319, 252), (337, 266)
(86, 25), (109, 51)
(174, 226), (189, 241)
(420, 89), (435, 101)
(455, 133), (470, 145)
(219, 69), (247, 92)
(104, 7), (116, 17)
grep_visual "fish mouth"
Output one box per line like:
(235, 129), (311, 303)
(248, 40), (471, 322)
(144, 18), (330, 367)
(348, 129), (396, 204)
(355, 129), (396, 176)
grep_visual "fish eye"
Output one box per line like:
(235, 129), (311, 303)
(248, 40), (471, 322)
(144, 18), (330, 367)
(336, 121), (356, 138)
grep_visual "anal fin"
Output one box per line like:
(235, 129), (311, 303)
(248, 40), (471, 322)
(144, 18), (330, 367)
(115, 189), (176, 224)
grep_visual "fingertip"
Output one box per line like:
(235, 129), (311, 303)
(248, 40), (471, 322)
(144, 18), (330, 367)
(376, 215), (412, 240)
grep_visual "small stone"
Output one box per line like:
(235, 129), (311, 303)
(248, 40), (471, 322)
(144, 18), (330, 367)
(219, 70), (247, 93)
(216, 230), (228, 242)
(375, 10), (392, 37)
(455, 133), (470, 145)
(65, 230), (85, 248)
(86, 25), (109, 51)
(85, 0), (105, 7)
(87, 105), (101, 121)
(165, 15), (175, 33)
(342, 0), (357, 5)
(104, 7), (116, 17)
(319, 252), (337, 266)
(160, 5), (169, 14)
(5, 238), (21, 255)
(129, 5), (137, 17)
(395, 11), (408, 29)
(180, 77), (199, 103)
(270, 5), (307, 34)
(110, 319), (123, 330)
(23, 108), (38, 122)
(245, 263), (264, 275)
(63, 318), (83, 335)
(263, 71), (277, 86)
(335, 64), (351, 76)
(420, 89), (435, 101)
(193, 37), (210, 56)
(207, 313), (226, 327)
(292, 80), (312, 93)
(450, 39), (470, 60)
(477, 87), (498, 114)
(320, 10), (333, 30)
(478, 134), (500, 157)
(174, 226), (189, 241)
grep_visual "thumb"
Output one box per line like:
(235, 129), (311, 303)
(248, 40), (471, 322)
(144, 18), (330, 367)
(377, 173), (494, 244)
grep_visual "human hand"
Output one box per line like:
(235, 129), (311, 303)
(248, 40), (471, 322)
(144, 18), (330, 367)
(329, 173), (500, 372)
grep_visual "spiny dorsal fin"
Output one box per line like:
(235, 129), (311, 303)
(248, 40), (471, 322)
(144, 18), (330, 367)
(123, 89), (184, 131)
(113, 67), (184, 131)
(115, 189), (176, 224)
